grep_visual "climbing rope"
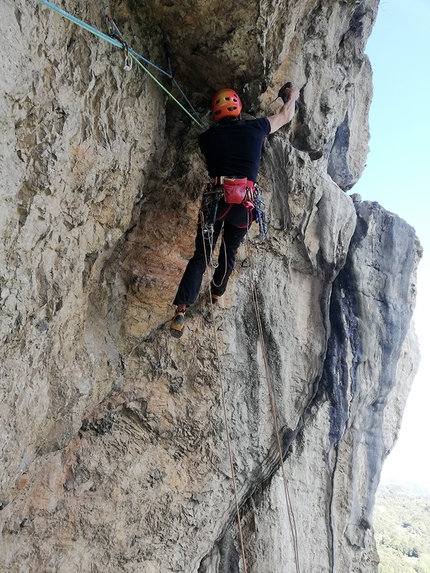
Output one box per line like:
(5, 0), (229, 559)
(211, 233), (228, 289)
(37, 0), (206, 130)
(199, 217), (300, 572)
(200, 217), (249, 573)
(245, 238), (301, 573)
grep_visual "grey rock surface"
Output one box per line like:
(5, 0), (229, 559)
(0, 0), (421, 572)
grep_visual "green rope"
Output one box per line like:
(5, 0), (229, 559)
(130, 53), (205, 128)
(37, 0), (206, 130)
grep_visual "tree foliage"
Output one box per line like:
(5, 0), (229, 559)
(374, 486), (430, 573)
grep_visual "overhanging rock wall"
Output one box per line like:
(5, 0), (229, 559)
(0, 1), (421, 572)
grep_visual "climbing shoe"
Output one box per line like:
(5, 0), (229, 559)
(211, 294), (221, 304)
(170, 309), (186, 338)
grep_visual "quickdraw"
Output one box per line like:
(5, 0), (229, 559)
(105, 14), (132, 71)
(200, 183), (221, 232)
(37, 0), (206, 130)
(248, 183), (268, 246)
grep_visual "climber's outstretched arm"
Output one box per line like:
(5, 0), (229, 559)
(268, 86), (300, 134)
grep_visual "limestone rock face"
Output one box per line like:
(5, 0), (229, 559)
(0, 1), (421, 572)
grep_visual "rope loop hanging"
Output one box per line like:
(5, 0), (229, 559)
(200, 223), (249, 573)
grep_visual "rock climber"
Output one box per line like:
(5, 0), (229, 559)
(170, 84), (300, 338)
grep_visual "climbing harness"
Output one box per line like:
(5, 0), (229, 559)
(200, 178), (266, 235)
(37, 0), (206, 130)
(199, 177), (267, 292)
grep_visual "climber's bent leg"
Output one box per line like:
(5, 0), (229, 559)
(173, 222), (222, 307)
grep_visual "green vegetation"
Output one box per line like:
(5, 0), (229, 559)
(374, 485), (430, 573)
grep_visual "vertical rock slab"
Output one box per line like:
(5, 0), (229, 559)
(325, 198), (421, 571)
(224, 199), (421, 573)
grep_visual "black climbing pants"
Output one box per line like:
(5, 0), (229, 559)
(173, 203), (250, 307)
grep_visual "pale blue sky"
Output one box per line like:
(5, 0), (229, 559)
(352, 0), (430, 489)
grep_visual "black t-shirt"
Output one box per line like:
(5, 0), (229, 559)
(198, 117), (271, 182)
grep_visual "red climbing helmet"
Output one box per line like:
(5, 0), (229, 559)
(211, 88), (242, 121)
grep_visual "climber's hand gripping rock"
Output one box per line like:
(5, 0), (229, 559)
(268, 82), (299, 134)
